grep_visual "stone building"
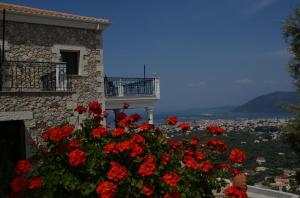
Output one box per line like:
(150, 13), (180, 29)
(0, 2), (159, 186)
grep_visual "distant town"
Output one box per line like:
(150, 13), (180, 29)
(159, 118), (300, 194)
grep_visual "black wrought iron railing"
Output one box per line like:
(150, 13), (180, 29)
(0, 61), (72, 92)
(104, 77), (155, 97)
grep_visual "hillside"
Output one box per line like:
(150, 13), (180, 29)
(233, 92), (299, 113)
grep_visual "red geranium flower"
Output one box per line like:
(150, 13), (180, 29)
(166, 116), (177, 125)
(49, 125), (74, 142)
(112, 128), (126, 136)
(88, 101), (102, 115)
(229, 149), (246, 164)
(195, 151), (206, 161)
(15, 160), (32, 175)
(130, 113), (142, 122)
(28, 177), (44, 190)
(189, 138), (198, 145)
(68, 149), (87, 167)
(116, 112), (127, 120)
(131, 134), (145, 144)
(169, 140), (181, 149)
(107, 161), (128, 182)
(139, 155), (157, 176)
(162, 153), (170, 166)
(96, 181), (117, 198)
(224, 186), (247, 198)
(104, 143), (119, 154)
(91, 126), (108, 139)
(11, 176), (26, 192)
(206, 139), (227, 152)
(102, 111), (109, 117)
(207, 126), (224, 136)
(141, 185), (154, 196)
(138, 123), (154, 132)
(130, 143), (144, 157)
(162, 172), (181, 187)
(178, 122), (190, 131)
(67, 139), (83, 150)
(116, 140), (132, 152)
(74, 105), (87, 114)
(183, 155), (199, 169)
(199, 161), (214, 172)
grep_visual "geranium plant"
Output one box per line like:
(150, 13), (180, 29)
(10, 101), (247, 198)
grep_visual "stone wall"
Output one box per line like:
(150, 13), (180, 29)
(0, 20), (105, 140)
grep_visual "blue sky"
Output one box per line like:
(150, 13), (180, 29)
(3, 0), (299, 111)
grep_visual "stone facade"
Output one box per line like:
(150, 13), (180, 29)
(0, 20), (106, 144)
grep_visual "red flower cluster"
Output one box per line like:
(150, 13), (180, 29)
(162, 153), (170, 166)
(96, 181), (117, 198)
(139, 155), (157, 177)
(206, 139), (227, 152)
(107, 161), (128, 182)
(138, 123), (154, 132)
(178, 122), (190, 131)
(130, 113), (142, 122)
(28, 177), (44, 190)
(88, 101), (102, 115)
(48, 125), (74, 142)
(15, 160), (32, 175)
(74, 105), (87, 114)
(112, 128), (126, 136)
(68, 149), (87, 167)
(67, 139), (83, 150)
(162, 172), (181, 187)
(229, 149), (246, 164)
(166, 116), (177, 125)
(141, 185), (154, 196)
(224, 186), (247, 198)
(189, 138), (198, 146)
(207, 126), (224, 135)
(11, 176), (26, 192)
(91, 126), (108, 139)
(116, 112), (127, 120)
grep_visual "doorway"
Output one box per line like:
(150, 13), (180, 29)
(0, 120), (26, 195)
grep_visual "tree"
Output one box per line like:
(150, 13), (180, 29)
(283, 6), (300, 156)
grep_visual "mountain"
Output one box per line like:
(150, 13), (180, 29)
(232, 92), (299, 113)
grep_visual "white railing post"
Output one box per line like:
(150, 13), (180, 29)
(154, 77), (160, 99)
(56, 63), (67, 91)
(118, 79), (124, 97)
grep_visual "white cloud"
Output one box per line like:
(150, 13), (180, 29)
(234, 79), (254, 84)
(247, 0), (277, 16)
(187, 81), (207, 87)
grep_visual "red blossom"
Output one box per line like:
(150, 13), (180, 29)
(169, 140), (181, 149)
(28, 177), (44, 190)
(130, 143), (144, 157)
(224, 186), (248, 198)
(91, 126), (108, 139)
(49, 125), (74, 142)
(96, 181), (117, 198)
(141, 185), (154, 196)
(178, 122), (190, 131)
(207, 126), (225, 136)
(183, 155), (199, 169)
(195, 151), (206, 161)
(139, 155), (157, 176)
(74, 105), (87, 114)
(199, 161), (214, 172)
(88, 101), (102, 115)
(117, 117), (133, 128)
(166, 116), (177, 125)
(206, 139), (227, 152)
(107, 161), (128, 182)
(116, 140), (132, 152)
(102, 111), (109, 117)
(104, 143), (119, 154)
(112, 128), (126, 136)
(11, 176), (26, 193)
(131, 134), (145, 144)
(229, 149), (246, 164)
(68, 149), (87, 167)
(130, 113), (142, 122)
(15, 160), (32, 175)
(162, 153), (170, 166)
(138, 123), (154, 132)
(116, 112), (127, 120)
(162, 172), (181, 187)
(67, 139), (83, 150)
(189, 138), (198, 145)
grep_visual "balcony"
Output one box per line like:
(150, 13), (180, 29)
(0, 61), (72, 92)
(104, 77), (160, 110)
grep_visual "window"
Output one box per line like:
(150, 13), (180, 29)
(60, 51), (79, 75)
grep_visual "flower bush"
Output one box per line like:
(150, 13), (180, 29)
(10, 101), (247, 198)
